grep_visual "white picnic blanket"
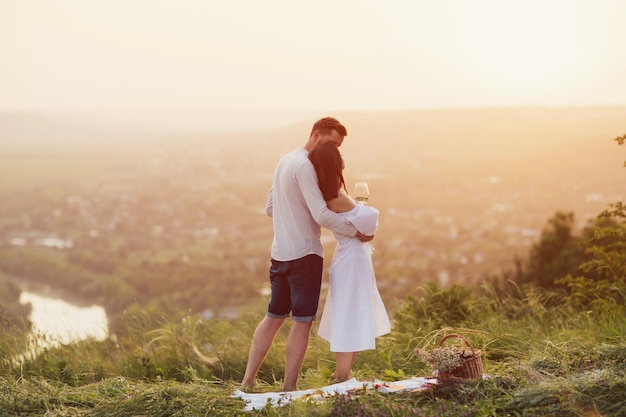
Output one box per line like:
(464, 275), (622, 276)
(232, 377), (436, 411)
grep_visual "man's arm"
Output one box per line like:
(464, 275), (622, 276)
(265, 188), (273, 217)
(356, 231), (374, 242)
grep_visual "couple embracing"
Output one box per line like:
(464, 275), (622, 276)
(241, 117), (390, 392)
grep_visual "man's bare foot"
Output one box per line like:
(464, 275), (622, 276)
(239, 381), (255, 393)
(240, 386), (254, 393)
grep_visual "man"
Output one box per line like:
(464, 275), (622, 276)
(241, 117), (372, 392)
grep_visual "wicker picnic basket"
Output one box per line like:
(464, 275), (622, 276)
(436, 333), (483, 381)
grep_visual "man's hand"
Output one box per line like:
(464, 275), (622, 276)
(356, 232), (374, 242)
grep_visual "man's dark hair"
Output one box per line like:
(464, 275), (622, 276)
(310, 117), (347, 137)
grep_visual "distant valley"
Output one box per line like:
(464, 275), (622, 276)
(1, 107), (625, 319)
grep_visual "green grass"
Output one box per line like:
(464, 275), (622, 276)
(1, 284), (625, 416)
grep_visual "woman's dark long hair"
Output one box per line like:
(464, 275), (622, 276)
(308, 142), (346, 201)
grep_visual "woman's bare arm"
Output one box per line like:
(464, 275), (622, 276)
(327, 189), (357, 213)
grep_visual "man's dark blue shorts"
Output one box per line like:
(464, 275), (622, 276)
(267, 254), (323, 322)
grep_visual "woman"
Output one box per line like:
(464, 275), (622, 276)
(308, 142), (391, 382)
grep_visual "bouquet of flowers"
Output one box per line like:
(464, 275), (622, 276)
(413, 346), (464, 373)
(413, 334), (483, 381)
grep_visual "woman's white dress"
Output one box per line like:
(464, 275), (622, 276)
(318, 204), (390, 352)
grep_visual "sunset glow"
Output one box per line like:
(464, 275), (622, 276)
(1, 0), (625, 125)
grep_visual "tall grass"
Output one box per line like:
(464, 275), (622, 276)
(1, 281), (625, 416)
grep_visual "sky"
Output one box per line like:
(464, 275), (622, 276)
(1, 0), (626, 126)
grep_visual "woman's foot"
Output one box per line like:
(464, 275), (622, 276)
(331, 371), (351, 383)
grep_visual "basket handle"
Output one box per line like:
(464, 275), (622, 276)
(438, 333), (477, 355)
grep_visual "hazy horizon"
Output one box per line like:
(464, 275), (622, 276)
(3, 105), (626, 136)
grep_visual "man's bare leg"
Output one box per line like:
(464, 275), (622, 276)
(334, 352), (358, 382)
(282, 320), (313, 391)
(241, 316), (285, 390)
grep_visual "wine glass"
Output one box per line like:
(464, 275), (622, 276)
(354, 182), (370, 204)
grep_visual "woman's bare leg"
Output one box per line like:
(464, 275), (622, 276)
(334, 352), (359, 382)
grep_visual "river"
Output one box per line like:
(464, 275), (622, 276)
(19, 291), (108, 350)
